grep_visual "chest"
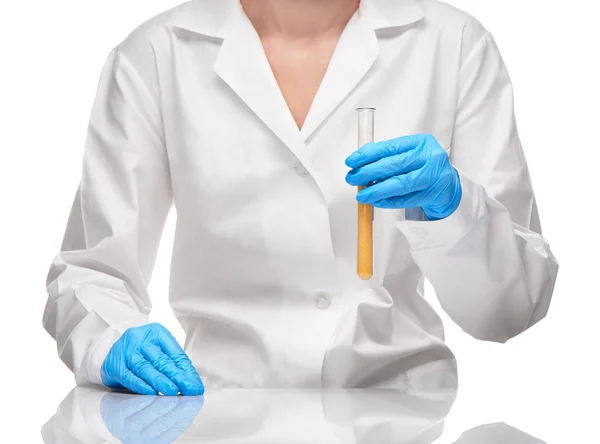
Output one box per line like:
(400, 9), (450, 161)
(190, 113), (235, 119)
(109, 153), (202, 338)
(163, 28), (462, 202)
(260, 35), (340, 129)
(160, 27), (462, 274)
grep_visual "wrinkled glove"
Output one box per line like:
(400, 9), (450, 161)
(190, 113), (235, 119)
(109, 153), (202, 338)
(345, 134), (462, 220)
(101, 323), (204, 396)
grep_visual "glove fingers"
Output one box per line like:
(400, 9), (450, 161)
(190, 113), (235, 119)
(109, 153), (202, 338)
(346, 149), (425, 186)
(148, 324), (201, 377)
(129, 352), (179, 396)
(156, 330), (203, 384)
(142, 345), (203, 396)
(357, 169), (430, 204)
(117, 367), (158, 396)
(371, 188), (426, 209)
(345, 135), (424, 168)
(154, 328), (188, 362)
(372, 169), (454, 209)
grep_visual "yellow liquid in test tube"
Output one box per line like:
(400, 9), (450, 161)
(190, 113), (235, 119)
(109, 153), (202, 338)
(356, 108), (375, 280)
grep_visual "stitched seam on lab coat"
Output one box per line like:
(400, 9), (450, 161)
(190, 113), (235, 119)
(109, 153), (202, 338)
(113, 50), (168, 158)
(459, 32), (492, 76)
(114, 50), (174, 198)
(60, 305), (109, 367)
(455, 32), (492, 112)
(149, 42), (168, 147)
(76, 314), (114, 381)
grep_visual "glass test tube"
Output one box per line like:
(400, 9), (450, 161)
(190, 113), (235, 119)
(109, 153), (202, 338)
(356, 108), (375, 280)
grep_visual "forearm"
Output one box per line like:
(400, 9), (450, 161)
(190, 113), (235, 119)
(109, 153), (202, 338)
(397, 173), (558, 342)
(44, 240), (151, 385)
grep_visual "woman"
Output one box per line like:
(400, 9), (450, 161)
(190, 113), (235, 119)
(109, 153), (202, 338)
(44, 0), (558, 395)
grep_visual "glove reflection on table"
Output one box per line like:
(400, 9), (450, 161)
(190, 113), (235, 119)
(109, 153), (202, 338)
(102, 323), (204, 396)
(41, 385), (547, 444)
(101, 391), (204, 444)
(345, 134), (462, 220)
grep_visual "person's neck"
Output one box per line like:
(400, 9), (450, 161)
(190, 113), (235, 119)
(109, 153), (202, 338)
(241, 0), (360, 39)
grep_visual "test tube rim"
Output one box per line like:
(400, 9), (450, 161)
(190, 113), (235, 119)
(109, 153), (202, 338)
(356, 107), (376, 111)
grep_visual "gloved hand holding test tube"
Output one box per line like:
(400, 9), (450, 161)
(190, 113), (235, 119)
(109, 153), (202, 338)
(350, 109), (466, 281)
(356, 108), (375, 280)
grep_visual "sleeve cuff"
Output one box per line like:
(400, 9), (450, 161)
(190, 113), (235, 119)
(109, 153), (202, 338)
(76, 318), (147, 387)
(396, 171), (486, 250)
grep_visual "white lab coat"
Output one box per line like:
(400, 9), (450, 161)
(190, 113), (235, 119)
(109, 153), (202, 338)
(43, 0), (558, 389)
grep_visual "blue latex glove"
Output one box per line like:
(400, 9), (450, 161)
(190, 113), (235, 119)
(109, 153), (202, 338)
(345, 134), (462, 220)
(101, 391), (204, 444)
(101, 323), (204, 396)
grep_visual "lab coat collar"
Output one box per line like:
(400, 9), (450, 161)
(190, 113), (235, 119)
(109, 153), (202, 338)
(170, 0), (425, 166)
(171, 0), (425, 38)
(361, 0), (425, 30)
(170, 0), (234, 39)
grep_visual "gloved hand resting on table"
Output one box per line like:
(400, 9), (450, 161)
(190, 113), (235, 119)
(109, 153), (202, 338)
(345, 134), (462, 220)
(102, 323), (204, 396)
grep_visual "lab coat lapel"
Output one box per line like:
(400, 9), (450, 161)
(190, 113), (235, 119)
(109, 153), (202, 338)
(300, 11), (379, 142)
(213, 2), (308, 164)
(172, 0), (425, 164)
(300, 0), (425, 141)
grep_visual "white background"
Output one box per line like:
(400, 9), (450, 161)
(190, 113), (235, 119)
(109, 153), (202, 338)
(1, 0), (598, 441)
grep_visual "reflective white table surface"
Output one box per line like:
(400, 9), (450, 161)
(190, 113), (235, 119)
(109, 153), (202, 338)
(41, 371), (546, 443)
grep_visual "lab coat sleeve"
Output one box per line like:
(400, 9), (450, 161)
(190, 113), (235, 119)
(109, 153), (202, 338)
(396, 32), (558, 342)
(43, 48), (171, 386)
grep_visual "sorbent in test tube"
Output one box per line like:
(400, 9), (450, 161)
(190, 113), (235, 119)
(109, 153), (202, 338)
(356, 108), (375, 280)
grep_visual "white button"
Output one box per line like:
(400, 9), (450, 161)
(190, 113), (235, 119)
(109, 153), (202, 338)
(315, 292), (331, 310)
(293, 164), (310, 177)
